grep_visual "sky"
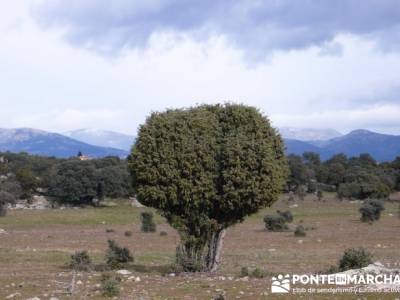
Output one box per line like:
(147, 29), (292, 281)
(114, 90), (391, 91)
(1, 0), (400, 135)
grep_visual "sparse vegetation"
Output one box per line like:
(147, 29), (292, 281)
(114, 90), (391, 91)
(160, 231), (168, 236)
(124, 230), (132, 237)
(105, 239), (134, 269)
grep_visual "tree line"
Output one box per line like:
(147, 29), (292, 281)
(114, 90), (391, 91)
(0, 152), (133, 207)
(287, 152), (400, 200)
(1, 150), (399, 208)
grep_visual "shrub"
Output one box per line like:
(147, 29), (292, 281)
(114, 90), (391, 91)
(240, 266), (249, 277)
(124, 231), (132, 237)
(101, 273), (120, 297)
(106, 228), (115, 233)
(264, 215), (288, 231)
(359, 200), (385, 223)
(338, 248), (373, 271)
(252, 267), (268, 278)
(277, 210), (293, 223)
(105, 240), (133, 269)
(159, 231), (168, 236)
(240, 266), (268, 278)
(69, 250), (92, 271)
(294, 225), (306, 237)
(140, 212), (156, 233)
(264, 210), (296, 233)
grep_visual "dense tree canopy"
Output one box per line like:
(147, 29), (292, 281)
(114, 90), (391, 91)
(129, 104), (288, 271)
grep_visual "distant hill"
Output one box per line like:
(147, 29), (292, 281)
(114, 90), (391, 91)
(65, 128), (135, 151)
(322, 130), (400, 162)
(0, 128), (128, 158)
(283, 138), (334, 160)
(279, 127), (342, 141)
(284, 129), (400, 162)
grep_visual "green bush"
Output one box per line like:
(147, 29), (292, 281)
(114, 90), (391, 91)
(105, 240), (133, 269)
(140, 212), (156, 233)
(159, 231), (168, 236)
(359, 200), (385, 223)
(264, 215), (288, 231)
(101, 273), (121, 297)
(124, 230), (132, 237)
(277, 210), (293, 223)
(264, 210), (295, 232)
(69, 250), (92, 271)
(240, 266), (268, 278)
(338, 248), (373, 271)
(294, 225), (306, 237)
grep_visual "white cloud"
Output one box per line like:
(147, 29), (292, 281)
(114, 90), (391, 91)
(0, 2), (399, 136)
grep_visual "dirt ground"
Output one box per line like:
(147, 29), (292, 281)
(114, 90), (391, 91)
(0, 194), (399, 299)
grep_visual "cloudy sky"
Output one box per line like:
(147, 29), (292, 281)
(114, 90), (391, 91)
(1, 0), (400, 135)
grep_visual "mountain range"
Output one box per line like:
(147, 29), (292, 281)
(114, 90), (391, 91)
(0, 128), (128, 158)
(0, 127), (399, 162)
(64, 128), (134, 151)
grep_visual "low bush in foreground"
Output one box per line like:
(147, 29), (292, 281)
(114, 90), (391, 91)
(101, 273), (121, 297)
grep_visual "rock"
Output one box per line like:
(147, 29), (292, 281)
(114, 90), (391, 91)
(297, 240), (303, 244)
(130, 197), (144, 208)
(26, 297), (41, 300)
(6, 293), (21, 299)
(116, 269), (132, 276)
(135, 277), (141, 282)
(289, 204), (298, 208)
(49, 297), (60, 300)
(76, 280), (83, 285)
(169, 273), (176, 277)
(0, 228), (8, 234)
(30, 195), (51, 209)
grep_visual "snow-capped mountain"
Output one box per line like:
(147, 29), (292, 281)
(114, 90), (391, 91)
(64, 129), (135, 151)
(279, 127), (342, 141)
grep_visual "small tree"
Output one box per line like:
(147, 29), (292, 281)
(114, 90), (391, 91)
(105, 240), (133, 269)
(140, 212), (156, 232)
(338, 248), (372, 271)
(129, 104), (288, 272)
(359, 200), (385, 223)
(69, 250), (92, 271)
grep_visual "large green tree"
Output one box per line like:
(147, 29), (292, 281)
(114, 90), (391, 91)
(129, 104), (288, 272)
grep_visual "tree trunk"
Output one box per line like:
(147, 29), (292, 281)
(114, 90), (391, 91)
(206, 228), (226, 272)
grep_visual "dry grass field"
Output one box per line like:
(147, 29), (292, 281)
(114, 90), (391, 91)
(0, 193), (399, 299)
